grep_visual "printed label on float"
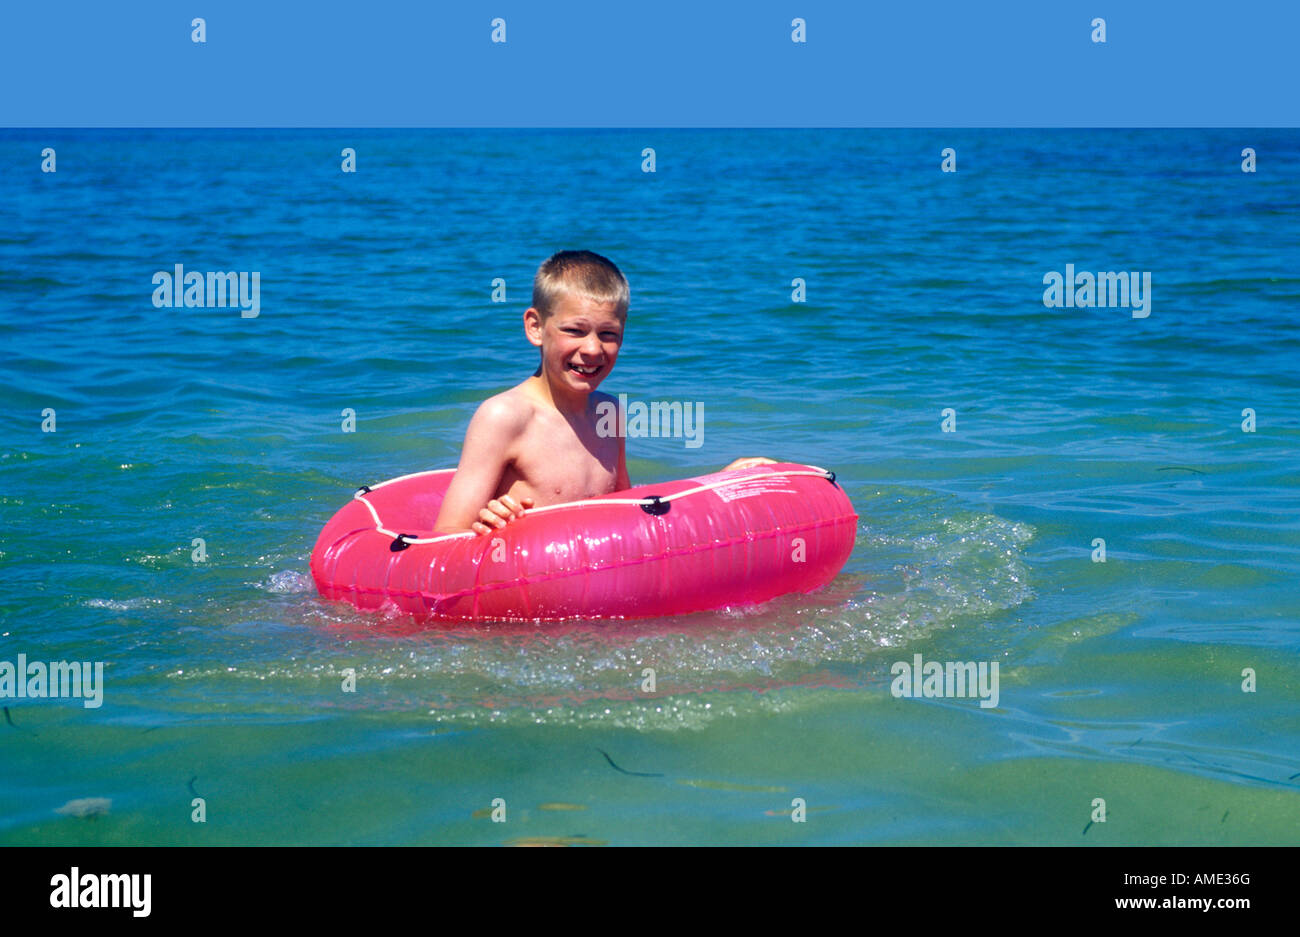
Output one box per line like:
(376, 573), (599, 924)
(709, 476), (798, 503)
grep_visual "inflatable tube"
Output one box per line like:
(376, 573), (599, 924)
(310, 462), (857, 623)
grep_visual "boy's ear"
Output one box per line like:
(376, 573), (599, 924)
(523, 307), (544, 347)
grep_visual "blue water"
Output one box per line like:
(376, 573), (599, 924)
(1, 129), (1297, 845)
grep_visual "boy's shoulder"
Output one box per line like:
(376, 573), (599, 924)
(477, 381), (617, 415)
(471, 384), (535, 432)
(470, 382), (617, 436)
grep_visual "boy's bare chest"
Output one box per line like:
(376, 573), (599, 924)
(508, 413), (618, 502)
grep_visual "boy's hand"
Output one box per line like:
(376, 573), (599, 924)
(721, 456), (778, 471)
(471, 494), (534, 536)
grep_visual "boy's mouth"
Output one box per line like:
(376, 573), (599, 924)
(567, 363), (603, 377)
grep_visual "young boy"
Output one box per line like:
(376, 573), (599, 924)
(433, 250), (774, 535)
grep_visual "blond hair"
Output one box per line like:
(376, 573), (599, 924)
(531, 250), (630, 321)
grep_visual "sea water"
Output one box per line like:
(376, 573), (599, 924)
(1, 129), (1297, 844)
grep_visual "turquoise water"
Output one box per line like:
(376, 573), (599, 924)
(1, 129), (1298, 845)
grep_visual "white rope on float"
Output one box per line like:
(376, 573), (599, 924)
(351, 465), (837, 548)
(351, 470), (475, 546)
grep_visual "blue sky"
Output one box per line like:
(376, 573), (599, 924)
(1, 1), (1295, 127)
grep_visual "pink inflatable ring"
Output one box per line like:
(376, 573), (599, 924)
(310, 462), (857, 623)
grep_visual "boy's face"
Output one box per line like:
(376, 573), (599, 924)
(526, 293), (624, 395)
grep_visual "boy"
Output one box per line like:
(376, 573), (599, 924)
(434, 250), (773, 535)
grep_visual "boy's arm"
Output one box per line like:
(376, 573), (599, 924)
(434, 398), (533, 535)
